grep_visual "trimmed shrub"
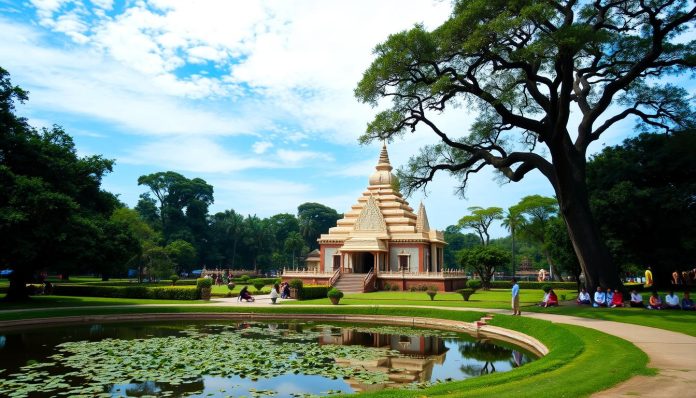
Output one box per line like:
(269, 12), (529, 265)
(390, 284), (400, 291)
(298, 285), (329, 300)
(489, 281), (577, 290)
(249, 278), (280, 286)
(289, 279), (304, 289)
(252, 281), (265, 292)
(467, 279), (482, 291)
(196, 278), (213, 289)
(227, 282), (236, 291)
(456, 288), (475, 301)
(51, 285), (198, 300)
(327, 288), (344, 299)
(239, 274), (251, 282)
(383, 282), (391, 291)
(170, 275), (179, 285)
(426, 286), (438, 301)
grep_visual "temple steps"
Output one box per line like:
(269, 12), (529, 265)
(333, 273), (367, 293)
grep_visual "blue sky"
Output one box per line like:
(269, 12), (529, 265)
(1, 0), (693, 237)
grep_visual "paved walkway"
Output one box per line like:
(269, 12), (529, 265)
(2, 299), (695, 396)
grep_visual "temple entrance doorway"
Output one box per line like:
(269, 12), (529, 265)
(352, 252), (374, 273)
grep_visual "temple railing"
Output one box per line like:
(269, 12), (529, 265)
(376, 269), (467, 278)
(364, 267), (376, 289)
(329, 268), (342, 286)
(282, 268), (334, 277)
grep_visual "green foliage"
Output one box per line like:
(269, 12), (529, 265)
(542, 284), (552, 293)
(587, 130), (696, 284)
(226, 282), (235, 291)
(165, 240), (197, 271)
(488, 281), (577, 290)
(456, 288), (475, 301)
(327, 288), (344, 299)
(458, 206), (504, 246)
(466, 279), (482, 292)
(51, 284), (198, 300)
(0, 68), (128, 300)
(300, 285), (330, 300)
(458, 245), (510, 289)
(169, 275), (179, 285)
(252, 280), (265, 292)
(443, 225), (480, 268)
(297, 202), (341, 250)
(289, 278), (304, 289)
(239, 274), (250, 282)
(426, 286), (438, 301)
(196, 278), (212, 289)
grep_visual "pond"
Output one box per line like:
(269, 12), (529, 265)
(0, 320), (536, 397)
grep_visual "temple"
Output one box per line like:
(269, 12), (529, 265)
(283, 143), (467, 292)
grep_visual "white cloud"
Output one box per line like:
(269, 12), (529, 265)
(121, 136), (272, 173)
(275, 149), (331, 164)
(252, 141), (273, 154)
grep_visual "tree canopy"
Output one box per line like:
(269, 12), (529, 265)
(356, 0), (695, 291)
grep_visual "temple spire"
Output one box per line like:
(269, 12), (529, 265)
(376, 141), (392, 172)
(416, 201), (431, 232)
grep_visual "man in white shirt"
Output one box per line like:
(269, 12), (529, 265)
(629, 290), (644, 307)
(576, 288), (591, 305)
(664, 291), (681, 309)
(593, 287), (606, 307)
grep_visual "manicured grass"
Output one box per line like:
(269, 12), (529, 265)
(0, 305), (650, 397)
(211, 284), (271, 296)
(0, 295), (210, 311)
(282, 289), (576, 308)
(525, 304), (696, 337)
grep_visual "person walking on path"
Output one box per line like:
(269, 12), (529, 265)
(511, 278), (521, 316)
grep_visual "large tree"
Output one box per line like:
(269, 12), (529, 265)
(355, 0), (695, 292)
(514, 195), (564, 281)
(587, 130), (696, 286)
(297, 202), (341, 250)
(0, 68), (121, 299)
(458, 245), (510, 289)
(457, 206), (503, 246)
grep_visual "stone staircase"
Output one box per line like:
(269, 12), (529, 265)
(333, 273), (366, 293)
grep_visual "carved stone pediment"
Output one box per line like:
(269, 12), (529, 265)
(353, 195), (387, 232)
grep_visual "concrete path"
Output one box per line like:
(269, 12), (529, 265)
(2, 300), (695, 396)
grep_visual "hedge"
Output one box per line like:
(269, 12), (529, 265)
(489, 281), (578, 290)
(298, 285), (329, 300)
(233, 277), (279, 285)
(52, 284), (199, 300)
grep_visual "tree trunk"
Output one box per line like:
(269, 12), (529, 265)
(4, 267), (29, 302)
(551, 147), (621, 293)
(542, 249), (564, 281)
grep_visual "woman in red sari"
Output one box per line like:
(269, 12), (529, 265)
(610, 289), (624, 308)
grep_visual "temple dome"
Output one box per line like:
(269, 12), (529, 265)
(369, 142), (396, 186)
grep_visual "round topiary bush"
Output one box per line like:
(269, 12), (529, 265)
(252, 280), (265, 292)
(196, 277), (213, 300)
(466, 279), (482, 292)
(327, 288), (344, 305)
(457, 288), (475, 301)
(289, 279), (303, 289)
(426, 286), (438, 301)
(227, 282), (235, 291)
(170, 275), (179, 285)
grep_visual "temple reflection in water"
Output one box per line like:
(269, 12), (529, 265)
(316, 327), (448, 391)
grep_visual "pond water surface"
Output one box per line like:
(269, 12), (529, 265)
(0, 321), (536, 397)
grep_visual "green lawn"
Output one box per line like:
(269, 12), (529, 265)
(282, 289), (575, 308)
(525, 304), (696, 337)
(211, 284), (272, 296)
(0, 295), (211, 311)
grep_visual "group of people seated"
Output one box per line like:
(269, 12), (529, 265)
(575, 287), (695, 310)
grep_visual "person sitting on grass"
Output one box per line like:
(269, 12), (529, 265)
(543, 288), (559, 307)
(647, 292), (662, 309)
(682, 292), (694, 311)
(610, 289), (624, 308)
(664, 291), (681, 309)
(606, 288), (614, 308)
(593, 287), (607, 307)
(238, 286), (255, 302)
(629, 290), (644, 307)
(576, 287), (591, 305)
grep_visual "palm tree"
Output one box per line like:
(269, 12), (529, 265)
(501, 207), (525, 278)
